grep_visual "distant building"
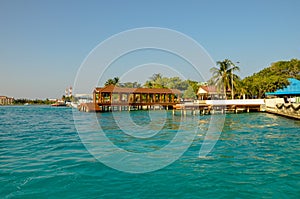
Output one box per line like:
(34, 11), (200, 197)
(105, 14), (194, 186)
(197, 86), (225, 100)
(0, 96), (14, 105)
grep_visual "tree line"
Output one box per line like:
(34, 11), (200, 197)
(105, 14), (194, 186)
(105, 74), (200, 99)
(240, 59), (300, 98)
(13, 98), (54, 105)
(104, 58), (300, 99)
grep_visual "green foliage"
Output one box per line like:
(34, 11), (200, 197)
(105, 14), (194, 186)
(103, 74), (199, 97)
(183, 85), (196, 99)
(13, 98), (53, 105)
(119, 82), (141, 88)
(105, 77), (120, 86)
(144, 73), (189, 91)
(209, 59), (240, 99)
(187, 80), (199, 94)
(241, 59), (300, 98)
(143, 74), (201, 98)
(62, 95), (74, 102)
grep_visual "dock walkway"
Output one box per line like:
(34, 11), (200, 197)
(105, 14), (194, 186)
(173, 99), (265, 115)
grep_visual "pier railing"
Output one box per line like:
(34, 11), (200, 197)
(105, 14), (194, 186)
(173, 99), (265, 115)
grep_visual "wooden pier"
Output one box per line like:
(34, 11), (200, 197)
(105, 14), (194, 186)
(78, 92), (300, 120)
(79, 87), (265, 115)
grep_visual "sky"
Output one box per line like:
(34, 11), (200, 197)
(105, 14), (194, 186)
(0, 0), (299, 99)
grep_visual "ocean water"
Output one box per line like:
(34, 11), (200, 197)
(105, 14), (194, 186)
(1, 106), (300, 198)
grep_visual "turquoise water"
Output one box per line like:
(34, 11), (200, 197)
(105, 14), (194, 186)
(1, 106), (300, 198)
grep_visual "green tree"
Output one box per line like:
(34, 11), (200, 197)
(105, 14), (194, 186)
(105, 77), (120, 86)
(144, 80), (153, 88)
(209, 59), (240, 99)
(240, 59), (299, 98)
(183, 85), (196, 99)
(150, 73), (163, 82)
(119, 82), (141, 88)
(187, 80), (199, 94)
(144, 74), (191, 91)
(143, 74), (200, 99)
(144, 73), (166, 88)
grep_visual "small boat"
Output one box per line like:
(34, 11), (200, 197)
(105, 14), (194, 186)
(51, 101), (67, 107)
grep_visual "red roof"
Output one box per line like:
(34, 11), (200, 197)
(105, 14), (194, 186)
(94, 85), (181, 94)
(199, 86), (218, 93)
(0, 96), (13, 99)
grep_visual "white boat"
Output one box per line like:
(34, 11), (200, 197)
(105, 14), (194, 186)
(70, 102), (78, 108)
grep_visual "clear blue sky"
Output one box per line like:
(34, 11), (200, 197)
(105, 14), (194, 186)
(0, 0), (299, 99)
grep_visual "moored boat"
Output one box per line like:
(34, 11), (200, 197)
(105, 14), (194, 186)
(51, 101), (67, 107)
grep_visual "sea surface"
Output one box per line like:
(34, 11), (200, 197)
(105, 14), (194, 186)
(1, 106), (300, 198)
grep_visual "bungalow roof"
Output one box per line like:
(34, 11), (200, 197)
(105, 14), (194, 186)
(94, 85), (181, 94)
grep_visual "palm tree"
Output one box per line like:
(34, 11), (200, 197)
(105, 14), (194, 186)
(105, 77), (120, 86)
(209, 59), (240, 99)
(144, 80), (153, 88)
(147, 73), (165, 88)
(113, 77), (120, 85)
(235, 79), (247, 99)
(150, 73), (163, 82)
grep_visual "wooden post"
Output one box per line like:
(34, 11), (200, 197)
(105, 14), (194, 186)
(118, 93), (121, 103)
(93, 91), (96, 103)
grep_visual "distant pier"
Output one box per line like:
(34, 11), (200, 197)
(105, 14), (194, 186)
(172, 99), (265, 115)
(77, 85), (300, 120)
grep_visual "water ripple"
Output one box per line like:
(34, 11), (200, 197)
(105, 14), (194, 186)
(0, 107), (300, 198)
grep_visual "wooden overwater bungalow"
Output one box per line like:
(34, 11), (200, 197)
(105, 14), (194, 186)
(78, 85), (181, 112)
